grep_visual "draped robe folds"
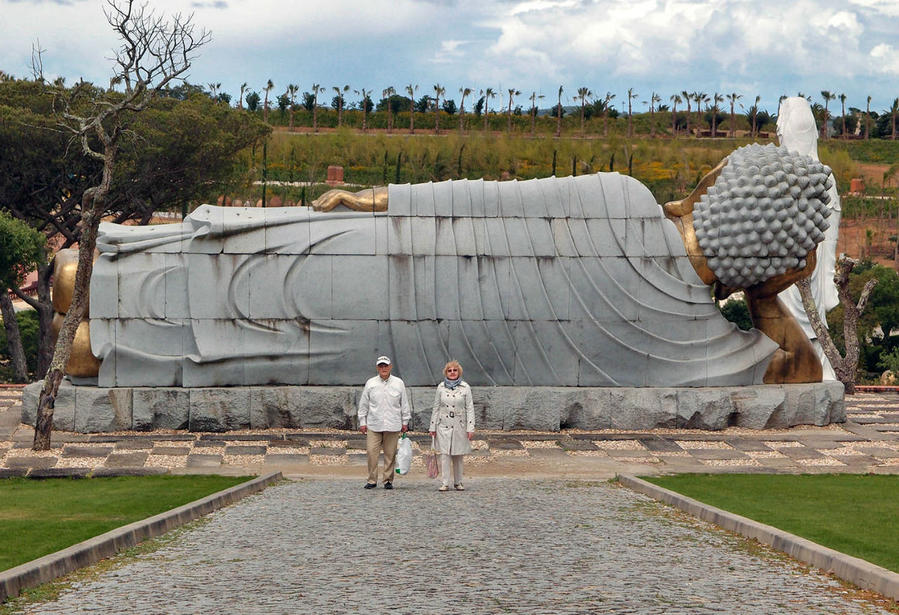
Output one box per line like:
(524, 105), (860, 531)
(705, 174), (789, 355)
(89, 173), (778, 387)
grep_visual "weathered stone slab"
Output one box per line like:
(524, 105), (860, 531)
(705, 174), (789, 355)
(21, 382), (845, 433)
(133, 388), (189, 431)
(189, 388), (251, 432)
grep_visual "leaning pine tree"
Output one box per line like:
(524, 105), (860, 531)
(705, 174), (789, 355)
(796, 256), (878, 394)
(33, 0), (210, 450)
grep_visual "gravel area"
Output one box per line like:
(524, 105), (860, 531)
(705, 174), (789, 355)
(10, 479), (893, 615)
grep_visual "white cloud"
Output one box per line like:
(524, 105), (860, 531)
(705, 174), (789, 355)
(870, 43), (899, 75)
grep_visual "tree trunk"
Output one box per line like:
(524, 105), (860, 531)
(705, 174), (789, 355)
(34, 146), (113, 450)
(0, 292), (28, 382)
(796, 257), (877, 395)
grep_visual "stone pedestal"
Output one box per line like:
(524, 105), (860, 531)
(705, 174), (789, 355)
(22, 381), (845, 433)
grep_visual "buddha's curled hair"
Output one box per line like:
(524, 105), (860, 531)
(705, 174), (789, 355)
(693, 143), (832, 288)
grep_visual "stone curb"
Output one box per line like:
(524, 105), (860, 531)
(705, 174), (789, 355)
(0, 471), (282, 603)
(618, 474), (899, 602)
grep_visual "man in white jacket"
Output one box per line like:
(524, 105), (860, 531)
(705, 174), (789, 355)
(358, 356), (411, 489)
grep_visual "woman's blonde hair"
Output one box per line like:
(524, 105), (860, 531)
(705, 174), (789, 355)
(443, 360), (463, 378)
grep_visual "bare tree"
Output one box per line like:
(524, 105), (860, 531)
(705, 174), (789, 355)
(33, 0), (210, 450)
(797, 256), (877, 394)
(238, 82), (247, 109)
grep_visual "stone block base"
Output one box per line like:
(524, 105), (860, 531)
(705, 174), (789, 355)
(22, 381), (845, 433)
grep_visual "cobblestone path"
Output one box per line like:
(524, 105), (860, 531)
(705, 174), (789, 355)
(13, 479), (892, 615)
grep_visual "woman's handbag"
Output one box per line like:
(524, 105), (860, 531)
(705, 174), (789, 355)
(426, 436), (439, 479)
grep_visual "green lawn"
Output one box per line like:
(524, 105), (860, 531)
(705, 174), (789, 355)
(643, 474), (899, 573)
(0, 475), (250, 571)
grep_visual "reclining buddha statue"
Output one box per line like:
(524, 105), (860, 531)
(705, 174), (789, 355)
(85, 143), (833, 388)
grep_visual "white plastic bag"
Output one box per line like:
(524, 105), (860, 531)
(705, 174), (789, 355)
(395, 434), (412, 476)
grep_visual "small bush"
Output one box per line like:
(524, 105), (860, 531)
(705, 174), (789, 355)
(0, 308), (40, 379)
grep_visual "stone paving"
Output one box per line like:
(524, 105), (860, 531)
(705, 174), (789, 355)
(2, 389), (898, 477)
(9, 479), (895, 614)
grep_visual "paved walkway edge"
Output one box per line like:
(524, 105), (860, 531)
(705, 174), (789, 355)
(0, 472), (283, 603)
(618, 474), (899, 602)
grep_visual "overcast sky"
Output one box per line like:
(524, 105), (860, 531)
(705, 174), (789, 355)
(2, 0), (898, 115)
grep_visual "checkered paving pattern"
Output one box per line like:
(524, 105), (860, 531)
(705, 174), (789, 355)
(1, 387), (898, 476)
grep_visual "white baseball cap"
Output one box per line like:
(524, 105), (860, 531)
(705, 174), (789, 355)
(376, 355), (391, 366)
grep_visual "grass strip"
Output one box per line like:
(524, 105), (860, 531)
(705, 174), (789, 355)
(643, 474), (899, 573)
(0, 475), (250, 571)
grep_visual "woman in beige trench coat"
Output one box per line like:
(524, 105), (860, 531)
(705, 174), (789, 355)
(429, 360), (475, 491)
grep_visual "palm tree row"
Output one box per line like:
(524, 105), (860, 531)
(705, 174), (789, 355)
(237, 79), (898, 141)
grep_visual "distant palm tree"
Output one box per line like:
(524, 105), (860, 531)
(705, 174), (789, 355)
(382, 86), (396, 132)
(820, 90), (835, 139)
(238, 82), (247, 110)
(555, 85), (564, 137)
(889, 98), (899, 140)
(311, 83), (324, 133)
(575, 87), (593, 136)
(484, 87), (496, 132)
(626, 88), (638, 138)
(263, 79), (274, 124)
(433, 83), (445, 134)
(750, 95), (761, 138)
(649, 91), (661, 138)
(710, 92), (724, 138)
(726, 92), (742, 137)
(670, 93), (682, 137)
(601, 92), (615, 137)
(682, 90), (692, 137)
(865, 95), (872, 140)
(406, 84), (418, 133)
(207, 82), (221, 99)
(356, 87), (371, 131)
(693, 91), (709, 134)
(839, 93), (847, 139)
(459, 87), (472, 132)
(333, 84), (350, 127)
(529, 91), (544, 136)
(287, 84), (299, 131)
(506, 88), (520, 134)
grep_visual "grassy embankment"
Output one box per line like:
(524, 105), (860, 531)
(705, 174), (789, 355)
(0, 475), (251, 571)
(643, 474), (899, 573)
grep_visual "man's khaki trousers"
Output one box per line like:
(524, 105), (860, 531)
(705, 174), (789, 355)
(366, 430), (401, 484)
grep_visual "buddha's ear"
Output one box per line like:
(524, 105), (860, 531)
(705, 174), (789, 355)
(663, 157), (728, 219)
